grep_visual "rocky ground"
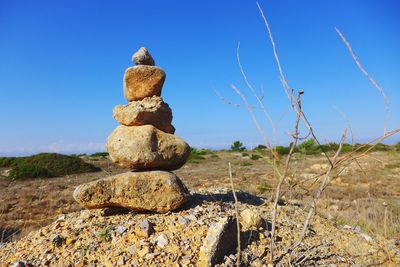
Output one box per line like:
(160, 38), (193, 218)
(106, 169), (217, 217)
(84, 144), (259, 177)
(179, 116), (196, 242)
(1, 151), (400, 265)
(1, 188), (399, 266)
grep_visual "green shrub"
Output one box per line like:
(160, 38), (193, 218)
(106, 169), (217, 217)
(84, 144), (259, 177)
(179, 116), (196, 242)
(231, 141), (246, 151)
(254, 144), (267, 150)
(187, 148), (206, 164)
(249, 154), (263, 160)
(395, 142), (400, 152)
(23, 153), (99, 176)
(297, 138), (321, 155)
(196, 149), (212, 155)
(0, 157), (21, 167)
(371, 143), (392, 151)
(9, 162), (51, 180)
(274, 146), (291, 155)
(320, 143), (353, 153)
(241, 152), (249, 157)
(90, 152), (109, 158)
(2, 153), (100, 179)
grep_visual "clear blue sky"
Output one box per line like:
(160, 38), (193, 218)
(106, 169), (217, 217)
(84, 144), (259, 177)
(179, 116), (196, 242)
(0, 0), (399, 156)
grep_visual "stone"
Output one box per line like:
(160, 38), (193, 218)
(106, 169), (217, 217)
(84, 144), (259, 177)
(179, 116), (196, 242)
(106, 125), (190, 170)
(198, 216), (238, 267)
(132, 47), (155, 66)
(360, 233), (373, 242)
(156, 233), (169, 248)
(113, 96), (175, 134)
(123, 66), (165, 101)
(115, 226), (127, 235)
(135, 219), (154, 238)
(73, 171), (190, 213)
(117, 256), (125, 266)
(240, 208), (263, 230)
(177, 215), (189, 226)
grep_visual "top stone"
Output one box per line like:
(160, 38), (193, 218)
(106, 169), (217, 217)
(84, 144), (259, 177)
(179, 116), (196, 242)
(132, 47), (155, 66)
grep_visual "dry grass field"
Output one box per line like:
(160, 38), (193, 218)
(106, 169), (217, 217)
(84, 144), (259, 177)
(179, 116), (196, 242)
(1, 149), (399, 247)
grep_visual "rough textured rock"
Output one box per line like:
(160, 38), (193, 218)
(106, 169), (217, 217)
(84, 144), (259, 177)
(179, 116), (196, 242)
(106, 125), (190, 170)
(73, 171), (189, 213)
(134, 219), (154, 238)
(113, 96), (175, 134)
(132, 47), (155, 66)
(198, 216), (238, 267)
(123, 66), (166, 101)
(240, 208), (263, 230)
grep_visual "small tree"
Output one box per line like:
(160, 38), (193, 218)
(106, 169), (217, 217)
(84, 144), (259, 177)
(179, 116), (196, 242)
(231, 140), (246, 151)
(297, 138), (321, 155)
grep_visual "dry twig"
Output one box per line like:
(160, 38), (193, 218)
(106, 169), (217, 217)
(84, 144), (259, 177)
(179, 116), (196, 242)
(335, 27), (390, 133)
(228, 162), (241, 267)
(269, 92), (302, 262)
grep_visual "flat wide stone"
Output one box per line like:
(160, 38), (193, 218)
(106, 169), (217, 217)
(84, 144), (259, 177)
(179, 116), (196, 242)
(113, 96), (175, 134)
(73, 171), (190, 213)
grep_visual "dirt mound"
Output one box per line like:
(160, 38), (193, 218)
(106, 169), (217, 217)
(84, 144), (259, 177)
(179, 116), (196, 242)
(1, 190), (399, 266)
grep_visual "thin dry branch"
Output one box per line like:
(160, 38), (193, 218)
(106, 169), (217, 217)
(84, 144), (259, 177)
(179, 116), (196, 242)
(236, 42), (281, 162)
(228, 162), (241, 267)
(288, 129), (347, 261)
(256, 1), (293, 105)
(269, 92), (303, 262)
(335, 27), (390, 133)
(230, 84), (274, 151)
(237, 42), (275, 130)
(333, 106), (355, 145)
(256, 1), (333, 166)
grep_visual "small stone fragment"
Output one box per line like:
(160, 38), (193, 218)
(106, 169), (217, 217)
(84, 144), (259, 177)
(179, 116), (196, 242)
(198, 216), (238, 267)
(177, 215), (189, 226)
(156, 233), (169, 248)
(117, 255), (125, 266)
(132, 47), (155, 66)
(240, 208), (263, 230)
(123, 66), (165, 101)
(135, 219), (154, 238)
(127, 245), (136, 255)
(115, 225), (127, 235)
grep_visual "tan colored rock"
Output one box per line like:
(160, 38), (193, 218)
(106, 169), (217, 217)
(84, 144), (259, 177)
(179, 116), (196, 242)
(123, 66), (165, 101)
(73, 171), (190, 213)
(132, 47), (155, 66)
(113, 96), (175, 134)
(198, 216), (238, 267)
(240, 208), (263, 230)
(106, 125), (190, 170)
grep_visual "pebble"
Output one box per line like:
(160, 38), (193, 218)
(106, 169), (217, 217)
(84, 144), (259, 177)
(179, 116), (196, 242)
(117, 255), (125, 266)
(115, 226), (127, 235)
(156, 234), (169, 248)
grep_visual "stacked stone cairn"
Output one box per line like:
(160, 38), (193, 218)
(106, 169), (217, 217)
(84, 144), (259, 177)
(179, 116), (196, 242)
(73, 47), (191, 213)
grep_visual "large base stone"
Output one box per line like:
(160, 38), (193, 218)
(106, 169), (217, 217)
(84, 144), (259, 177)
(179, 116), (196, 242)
(73, 171), (190, 213)
(106, 125), (190, 170)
